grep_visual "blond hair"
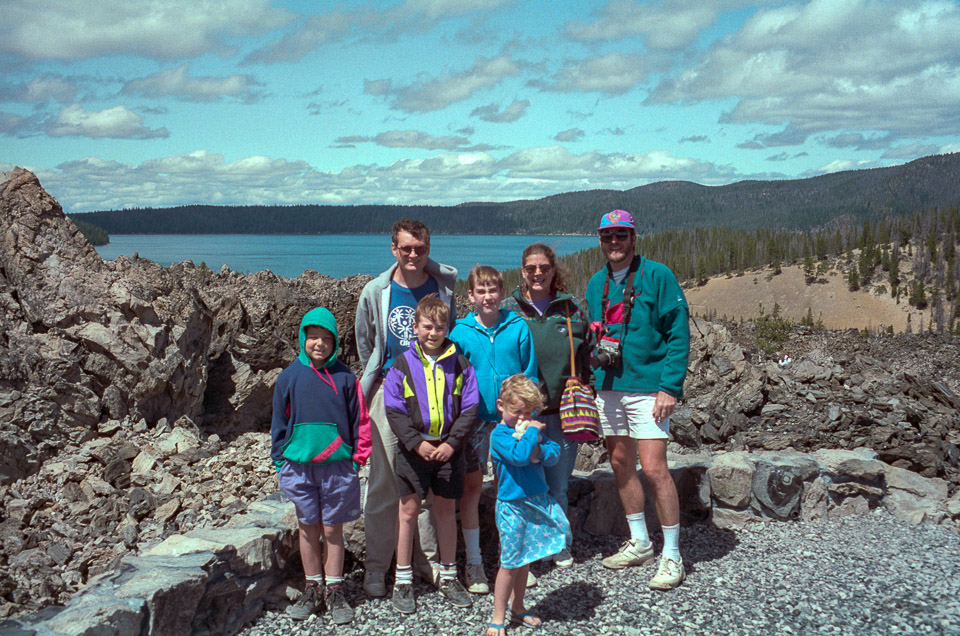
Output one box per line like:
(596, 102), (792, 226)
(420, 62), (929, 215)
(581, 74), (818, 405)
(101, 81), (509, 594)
(499, 374), (544, 413)
(467, 264), (504, 292)
(414, 294), (450, 326)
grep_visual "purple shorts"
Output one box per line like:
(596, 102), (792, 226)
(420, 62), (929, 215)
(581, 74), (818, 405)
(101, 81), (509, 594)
(278, 460), (361, 526)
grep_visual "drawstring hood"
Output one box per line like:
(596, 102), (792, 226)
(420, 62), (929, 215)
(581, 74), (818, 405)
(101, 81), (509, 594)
(298, 307), (339, 369)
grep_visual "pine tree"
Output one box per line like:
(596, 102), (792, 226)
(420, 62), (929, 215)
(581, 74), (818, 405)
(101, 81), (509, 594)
(847, 266), (860, 291)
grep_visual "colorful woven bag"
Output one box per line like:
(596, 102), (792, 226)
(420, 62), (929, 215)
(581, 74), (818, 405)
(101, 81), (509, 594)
(559, 308), (601, 441)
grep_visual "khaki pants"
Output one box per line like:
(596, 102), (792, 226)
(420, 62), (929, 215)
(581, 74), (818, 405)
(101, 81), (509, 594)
(363, 382), (437, 574)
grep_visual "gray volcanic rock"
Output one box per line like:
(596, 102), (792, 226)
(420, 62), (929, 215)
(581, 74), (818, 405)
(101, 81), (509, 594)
(0, 169), (369, 617)
(0, 168), (368, 485)
(682, 318), (960, 488)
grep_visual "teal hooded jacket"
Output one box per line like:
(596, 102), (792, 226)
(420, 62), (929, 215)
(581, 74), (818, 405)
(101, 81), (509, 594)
(270, 307), (372, 470)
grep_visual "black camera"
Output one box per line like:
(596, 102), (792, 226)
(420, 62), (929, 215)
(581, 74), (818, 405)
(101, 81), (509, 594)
(589, 338), (621, 369)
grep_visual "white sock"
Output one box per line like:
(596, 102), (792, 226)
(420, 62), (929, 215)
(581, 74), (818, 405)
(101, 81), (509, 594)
(306, 573), (324, 586)
(326, 575), (344, 587)
(439, 561), (457, 582)
(395, 565), (413, 585)
(661, 523), (681, 562)
(626, 512), (649, 545)
(463, 527), (482, 565)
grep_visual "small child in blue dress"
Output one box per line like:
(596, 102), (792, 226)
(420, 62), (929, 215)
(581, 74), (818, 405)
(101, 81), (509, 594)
(486, 374), (572, 636)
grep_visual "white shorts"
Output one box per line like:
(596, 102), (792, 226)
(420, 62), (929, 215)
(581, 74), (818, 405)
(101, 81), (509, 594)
(596, 390), (670, 439)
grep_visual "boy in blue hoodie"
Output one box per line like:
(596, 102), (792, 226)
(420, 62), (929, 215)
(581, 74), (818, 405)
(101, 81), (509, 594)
(449, 265), (538, 594)
(271, 307), (372, 624)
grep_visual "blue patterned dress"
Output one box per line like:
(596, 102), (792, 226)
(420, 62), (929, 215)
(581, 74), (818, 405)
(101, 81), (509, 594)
(490, 423), (572, 569)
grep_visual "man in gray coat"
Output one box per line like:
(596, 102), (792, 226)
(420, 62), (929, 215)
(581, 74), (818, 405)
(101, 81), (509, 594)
(355, 218), (457, 597)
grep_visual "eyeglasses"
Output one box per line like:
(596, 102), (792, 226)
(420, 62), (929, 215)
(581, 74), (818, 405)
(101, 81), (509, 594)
(599, 229), (631, 243)
(396, 243), (427, 256)
(523, 264), (553, 274)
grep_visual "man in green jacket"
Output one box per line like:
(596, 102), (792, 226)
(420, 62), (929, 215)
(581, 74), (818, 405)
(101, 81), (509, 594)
(585, 210), (690, 591)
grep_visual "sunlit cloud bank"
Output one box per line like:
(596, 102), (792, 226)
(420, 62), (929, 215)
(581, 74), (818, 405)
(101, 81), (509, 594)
(32, 147), (743, 213)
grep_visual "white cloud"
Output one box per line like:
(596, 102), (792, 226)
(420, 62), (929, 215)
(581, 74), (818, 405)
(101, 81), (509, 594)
(812, 158), (876, 175)
(37, 146), (744, 212)
(530, 53), (667, 94)
(470, 99), (530, 123)
(0, 111), (26, 134)
(565, 1), (719, 49)
(243, 12), (352, 64)
(555, 128), (585, 142)
(0, 0), (291, 60)
(880, 142), (940, 159)
(0, 74), (78, 103)
(46, 104), (168, 139)
(244, 0), (511, 64)
(335, 130), (471, 150)
(497, 146), (737, 183)
(649, 0), (960, 144)
(122, 64), (263, 103)
(370, 55), (520, 112)
(941, 143), (960, 154)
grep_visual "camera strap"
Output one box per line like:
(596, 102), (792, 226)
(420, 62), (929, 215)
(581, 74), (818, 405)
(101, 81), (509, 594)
(600, 255), (644, 359)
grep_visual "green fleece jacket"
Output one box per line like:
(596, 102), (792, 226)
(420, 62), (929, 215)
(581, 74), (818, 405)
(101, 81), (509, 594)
(585, 256), (690, 398)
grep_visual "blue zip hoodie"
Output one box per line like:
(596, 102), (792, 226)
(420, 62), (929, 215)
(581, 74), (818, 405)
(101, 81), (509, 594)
(449, 309), (538, 422)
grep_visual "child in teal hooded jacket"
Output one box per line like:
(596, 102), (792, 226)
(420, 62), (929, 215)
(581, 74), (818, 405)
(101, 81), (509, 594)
(271, 307), (372, 623)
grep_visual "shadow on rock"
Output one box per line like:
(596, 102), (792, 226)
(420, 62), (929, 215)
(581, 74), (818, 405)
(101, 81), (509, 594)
(535, 580), (604, 622)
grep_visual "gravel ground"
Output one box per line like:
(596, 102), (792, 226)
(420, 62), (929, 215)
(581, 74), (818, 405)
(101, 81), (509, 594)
(240, 510), (960, 636)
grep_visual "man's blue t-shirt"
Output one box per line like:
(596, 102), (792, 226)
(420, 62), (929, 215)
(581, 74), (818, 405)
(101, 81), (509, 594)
(383, 278), (439, 372)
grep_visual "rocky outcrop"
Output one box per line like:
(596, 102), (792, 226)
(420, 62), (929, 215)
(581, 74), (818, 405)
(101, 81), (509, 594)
(1, 168), (368, 486)
(675, 319), (960, 487)
(4, 449), (957, 636)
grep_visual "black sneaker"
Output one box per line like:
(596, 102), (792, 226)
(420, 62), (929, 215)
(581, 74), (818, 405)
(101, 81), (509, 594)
(288, 584), (323, 620)
(391, 583), (416, 614)
(326, 585), (354, 625)
(439, 578), (473, 608)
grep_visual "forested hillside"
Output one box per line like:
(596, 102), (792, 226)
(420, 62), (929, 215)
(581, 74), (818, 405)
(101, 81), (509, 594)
(516, 205), (960, 334)
(72, 153), (960, 236)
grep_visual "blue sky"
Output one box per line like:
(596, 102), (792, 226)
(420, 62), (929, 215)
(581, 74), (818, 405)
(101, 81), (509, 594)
(2, 0), (959, 213)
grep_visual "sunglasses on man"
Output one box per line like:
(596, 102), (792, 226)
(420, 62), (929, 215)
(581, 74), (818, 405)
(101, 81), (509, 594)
(599, 229), (631, 243)
(395, 243), (427, 256)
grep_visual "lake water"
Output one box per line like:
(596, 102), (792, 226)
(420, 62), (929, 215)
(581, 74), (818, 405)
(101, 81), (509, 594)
(95, 234), (597, 279)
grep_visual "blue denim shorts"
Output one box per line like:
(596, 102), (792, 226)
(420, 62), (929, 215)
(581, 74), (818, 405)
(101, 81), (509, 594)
(278, 460), (361, 526)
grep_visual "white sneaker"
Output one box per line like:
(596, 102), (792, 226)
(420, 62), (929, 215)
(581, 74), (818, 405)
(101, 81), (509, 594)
(649, 557), (685, 590)
(601, 538), (656, 569)
(553, 548), (574, 568)
(465, 562), (489, 594)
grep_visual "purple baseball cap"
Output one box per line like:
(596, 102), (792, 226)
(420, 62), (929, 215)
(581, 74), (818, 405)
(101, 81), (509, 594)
(598, 209), (635, 231)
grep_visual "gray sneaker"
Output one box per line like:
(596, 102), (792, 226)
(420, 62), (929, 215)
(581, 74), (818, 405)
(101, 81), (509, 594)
(288, 584), (323, 620)
(601, 539), (656, 569)
(363, 570), (387, 597)
(649, 557), (685, 590)
(390, 583), (416, 614)
(326, 585), (354, 625)
(439, 578), (473, 608)
(553, 547), (574, 568)
(464, 563), (489, 594)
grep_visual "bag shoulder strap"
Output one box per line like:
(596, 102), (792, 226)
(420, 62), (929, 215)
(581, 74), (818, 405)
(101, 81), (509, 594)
(565, 300), (576, 377)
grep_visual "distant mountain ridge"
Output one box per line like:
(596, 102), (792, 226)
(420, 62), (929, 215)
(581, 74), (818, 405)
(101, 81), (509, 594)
(72, 153), (960, 236)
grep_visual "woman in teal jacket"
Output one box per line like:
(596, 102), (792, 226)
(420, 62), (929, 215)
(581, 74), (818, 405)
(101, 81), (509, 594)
(501, 244), (591, 568)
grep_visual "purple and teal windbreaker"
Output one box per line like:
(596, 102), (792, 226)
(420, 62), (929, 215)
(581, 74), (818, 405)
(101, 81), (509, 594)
(383, 338), (480, 453)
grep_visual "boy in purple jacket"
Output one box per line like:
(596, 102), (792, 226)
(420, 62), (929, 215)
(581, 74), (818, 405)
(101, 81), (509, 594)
(383, 295), (480, 614)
